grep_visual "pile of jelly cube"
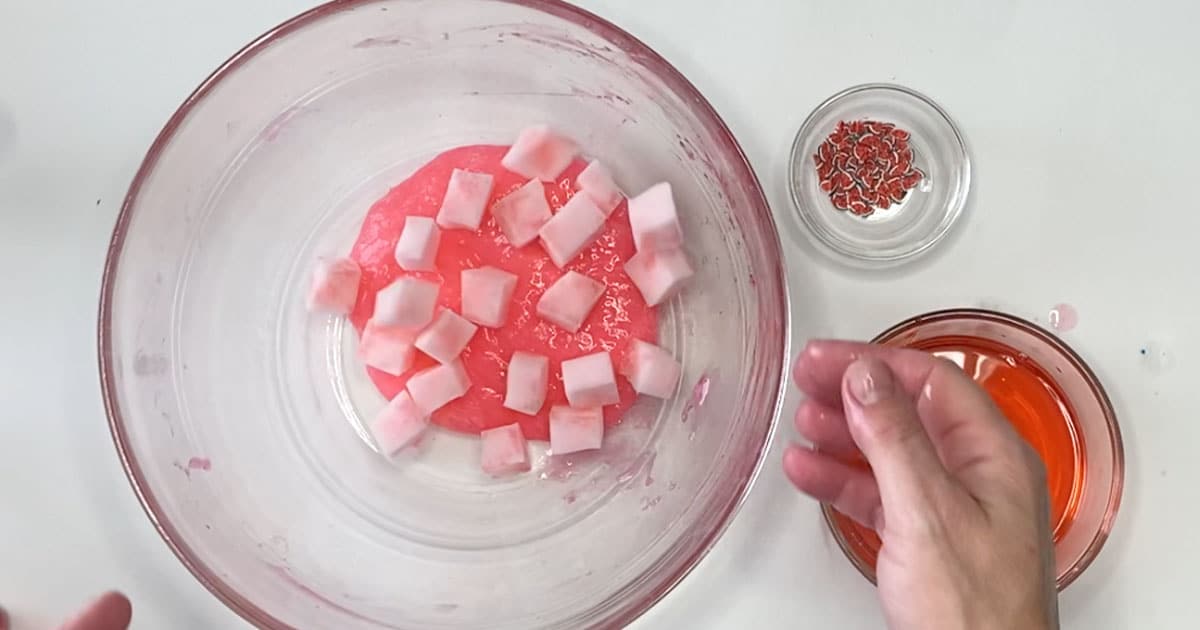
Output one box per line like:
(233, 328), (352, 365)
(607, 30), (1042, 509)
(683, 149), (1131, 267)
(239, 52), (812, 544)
(307, 126), (692, 476)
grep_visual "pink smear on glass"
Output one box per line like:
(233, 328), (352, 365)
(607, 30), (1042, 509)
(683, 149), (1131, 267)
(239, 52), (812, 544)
(681, 374), (711, 423)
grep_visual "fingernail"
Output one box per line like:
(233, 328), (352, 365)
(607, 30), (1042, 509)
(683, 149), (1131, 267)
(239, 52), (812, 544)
(845, 358), (894, 406)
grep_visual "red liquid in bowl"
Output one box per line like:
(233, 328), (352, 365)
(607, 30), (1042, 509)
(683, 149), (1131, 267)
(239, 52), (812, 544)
(830, 335), (1086, 569)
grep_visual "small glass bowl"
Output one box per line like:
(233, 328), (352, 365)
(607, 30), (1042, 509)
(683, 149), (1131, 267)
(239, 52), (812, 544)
(788, 84), (970, 266)
(823, 309), (1125, 591)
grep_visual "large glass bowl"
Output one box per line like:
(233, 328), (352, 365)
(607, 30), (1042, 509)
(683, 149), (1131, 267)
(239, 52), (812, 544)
(97, 1), (788, 628)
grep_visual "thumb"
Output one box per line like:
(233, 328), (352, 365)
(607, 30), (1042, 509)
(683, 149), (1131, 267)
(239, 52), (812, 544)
(842, 357), (950, 528)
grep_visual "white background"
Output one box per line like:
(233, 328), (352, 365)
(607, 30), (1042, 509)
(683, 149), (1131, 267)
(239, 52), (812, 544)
(1, 0), (1196, 627)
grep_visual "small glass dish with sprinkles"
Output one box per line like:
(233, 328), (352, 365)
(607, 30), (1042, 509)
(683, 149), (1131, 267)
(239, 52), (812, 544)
(788, 84), (970, 266)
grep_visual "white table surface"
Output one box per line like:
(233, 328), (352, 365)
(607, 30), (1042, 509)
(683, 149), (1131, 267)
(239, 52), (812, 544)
(2, 0), (1196, 627)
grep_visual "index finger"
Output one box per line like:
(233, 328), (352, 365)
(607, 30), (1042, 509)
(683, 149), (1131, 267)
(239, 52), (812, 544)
(794, 339), (947, 404)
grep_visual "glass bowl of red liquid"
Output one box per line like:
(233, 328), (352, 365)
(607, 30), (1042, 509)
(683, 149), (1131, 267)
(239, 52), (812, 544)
(97, 1), (788, 628)
(788, 84), (971, 266)
(824, 309), (1124, 590)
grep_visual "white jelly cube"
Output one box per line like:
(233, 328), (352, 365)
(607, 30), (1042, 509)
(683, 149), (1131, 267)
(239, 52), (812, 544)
(621, 339), (681, 398)
(536, 271), (605, 332)
(624, 247), (693, 307)
(628, 182), (683, 252)
(538, 193), (607, 268)
(460, 266), (519, 328)
(374, 277), (439, 328)
(307, 257), (361, 314)
(480, 422), (531, 476)
(575, 160), (623, 216)
(549, 406), (604, 455)
(503, 352), (550, 415)
(436, 169), (494, 231)
(561, 351), (620, 408)
(358, 320), (417, 376)
(415, 309), (478, 364)
(492, 179), (552, 247)
(369, 391), (429, 456)
(501, 125), (578, 182)
(407, 360), (471, 414)
(394, 216), (440, 271)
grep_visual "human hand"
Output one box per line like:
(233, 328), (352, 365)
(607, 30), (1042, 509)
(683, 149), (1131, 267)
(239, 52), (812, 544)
(783, 340), (1058, 630)
(0, 591), (130, 630)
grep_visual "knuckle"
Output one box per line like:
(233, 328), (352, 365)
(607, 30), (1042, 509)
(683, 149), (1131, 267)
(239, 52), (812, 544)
(996, 442), (1047, 501)
(930, 355), (961, 375)
(928, 356), (966, 388)
(1022, 444), (1048, 485)
(902, 491), (956, 541)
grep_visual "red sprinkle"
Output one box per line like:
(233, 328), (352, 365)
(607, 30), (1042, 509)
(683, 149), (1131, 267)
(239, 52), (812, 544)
(813, 120), (924, 217)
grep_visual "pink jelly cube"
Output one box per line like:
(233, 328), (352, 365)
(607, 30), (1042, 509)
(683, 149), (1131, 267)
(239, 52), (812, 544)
(374, 277), (440, 328)
(406, 360), (471, 414)
(480, 422), (531, 476)
(394, 216), (440, 271)
(628, 182), (683, 252)
(306, 257), (361, 315)
(436, 169), (494, 231)
(369, 391), (429, 456)
(358, 320), (417, 376)
(503, 351), (550, 415)
(561, 351), (620, 408)
(492, 179), (552, 247)
(460, 266), (519, 328)
(501, 125), (578, 182)
(536, 271), (605, 332)
(538, 193), (607, 268)
(415, 309), (478, 364)
(621, 339), (682, 399)
(575, 160), (624, 216)
(549, 406), (604, 455)
(624, 247), (693, 307)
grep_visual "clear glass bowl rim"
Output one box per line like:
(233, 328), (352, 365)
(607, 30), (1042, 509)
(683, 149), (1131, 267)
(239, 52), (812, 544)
(95, 0), (790, 627)
(820, 307), (1125, 591)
